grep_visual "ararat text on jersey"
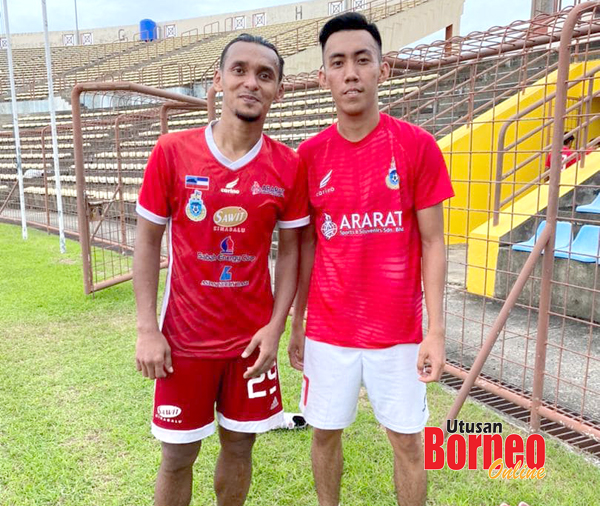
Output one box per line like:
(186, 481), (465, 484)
(340, 211), (403, 230)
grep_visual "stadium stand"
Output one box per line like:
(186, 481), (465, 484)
(5, 0), (600, 454)
(1, 0), (433, 102)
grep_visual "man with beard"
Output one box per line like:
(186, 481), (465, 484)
(134, 34), (308, 506)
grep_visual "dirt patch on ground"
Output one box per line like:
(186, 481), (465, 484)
(56, 258), (77, 265)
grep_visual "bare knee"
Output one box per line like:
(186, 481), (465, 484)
(219, 428), (255, 459)
(312, 428), (343, 449)
(160, 441), (201, 473)
(387, 431), (423, 463)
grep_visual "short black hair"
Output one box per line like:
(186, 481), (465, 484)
(319, 12), (382, 58)
(219, 33), (284, 82)
(564, 133), (575, 145)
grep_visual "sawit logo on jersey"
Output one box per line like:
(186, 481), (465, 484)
(201, 265), (250, 288)
(185, 190), (207, 222)
(251, 181), (285, 198)
(221, 178), (240, 195)
(197, 236), (256, 263)
(316, 169), (335, 197)
(213, 206), (248, 233)
(320, 211), (403, 239)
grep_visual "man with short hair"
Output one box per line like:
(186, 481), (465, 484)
(134, 33), (308, 506)
(289, 13), (454, 506)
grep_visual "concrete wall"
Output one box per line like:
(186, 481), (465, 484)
(284, 0), (464, 74)
(0, 95), (71, 115)
(495, 245), (600, 324)
(378, 0), (462, 54)
(8, 0), (336, 48)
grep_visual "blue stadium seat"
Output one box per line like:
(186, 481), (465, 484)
(512, 221), (572, 253)
(575, 193), (600, 214)
(554, 225), (600, 263)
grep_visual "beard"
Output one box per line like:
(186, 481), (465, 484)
(234, 109), (261, 123)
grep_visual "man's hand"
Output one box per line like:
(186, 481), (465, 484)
(135, 329), (173, 380)
(288, 322), (306, 371)
(242, 323), (283, 379)
(417, 331), (445, 383)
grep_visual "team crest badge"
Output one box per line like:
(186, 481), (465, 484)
(185, 190), (207, 222)
(386, 157), (400, 190)
(321, 213), (338, 240)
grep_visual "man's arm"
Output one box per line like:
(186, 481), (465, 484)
(416, 203), (446, 383)
(288, 223), (316, 371)
(242, 227), (301, 378)
(133, 216), (173, 380)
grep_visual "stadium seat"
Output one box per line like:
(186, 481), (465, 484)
(512, 220), (572, 253)
(554, 225), (600, 263)
(575, 193), (600, 214)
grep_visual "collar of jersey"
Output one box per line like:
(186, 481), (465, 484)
(205, 120), (263, 171)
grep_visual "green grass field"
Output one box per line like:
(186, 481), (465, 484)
(1, 223), (599, 506)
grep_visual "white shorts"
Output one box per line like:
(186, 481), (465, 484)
(300, 337), (429, 433)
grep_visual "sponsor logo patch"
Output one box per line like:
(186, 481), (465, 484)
(221, 178), (241, 194)
(197, 236), (256, 263)
(201, 266), (250, 288)
(157, 405), (182, 419)
(316, 169), (335, 197)
(320, 170), (332, 189)
(220, 236), (234, 254)
(321, 213), (338, 240)
(213, 206), (248, 228)
(251, 181), (285, 198)
(320, 211), (404, 239)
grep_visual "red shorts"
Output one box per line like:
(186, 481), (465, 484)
(151, 350), (284, 444)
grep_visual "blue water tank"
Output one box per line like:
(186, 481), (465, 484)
(139, 19), (157, 41)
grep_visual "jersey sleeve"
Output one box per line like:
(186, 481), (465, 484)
(414, 131), (455, 211)
(136, 139), (172, 225)
(277, 155), (310, 229)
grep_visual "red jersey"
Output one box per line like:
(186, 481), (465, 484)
(299, 113), (454, 349)
(137, 123), (309, 358)
(545, 146), (578, 169)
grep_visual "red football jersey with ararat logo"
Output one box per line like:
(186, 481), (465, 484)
(137, 123), (309, 358)
(298, 113), (454, 349)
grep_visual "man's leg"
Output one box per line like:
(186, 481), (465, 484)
(386, 430), (426, 506)
(312, 428), (344, 506)
(302, 338), (362, 506)
(155, 441), (202, 506)
(214, 426), (256, 506)
(363, 343), (429, 506)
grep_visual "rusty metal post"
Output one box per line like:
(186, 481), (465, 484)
(159, 106), (169, 135)
(71, 84), (94, 295)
